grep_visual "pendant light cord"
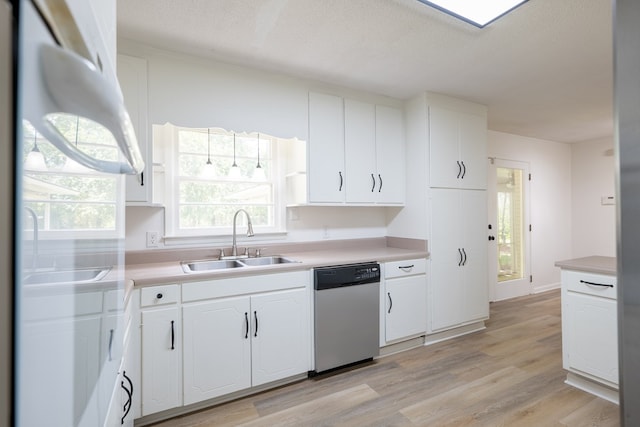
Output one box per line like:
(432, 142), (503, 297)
(256, 133), (262, 168)
(232, 133), (238, 167)
(206, 128), (212, 164)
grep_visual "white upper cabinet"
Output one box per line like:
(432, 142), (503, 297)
(429, 106), (487, 190)
(345, 99), (376, 203)
(117, 54), (151, 204)
(305, 92), (405, 206)
(375, 105), (405, 204)
(308, 92), (346, 203)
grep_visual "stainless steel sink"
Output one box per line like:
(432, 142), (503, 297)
(181, 259), (244, 273)
(239, 256), (298, 267)
(23, 267), (111, 285)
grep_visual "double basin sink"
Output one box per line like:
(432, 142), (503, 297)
(182, 256), (299, 273)
(23, 267), (111, 285)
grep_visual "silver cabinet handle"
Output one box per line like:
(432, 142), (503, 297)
(339, 171), (343, 191)
(378, 174), (383, 192)
(387, 292), (393, 313)
(398, 265), (414, 272)
(371, 173), (376, 192)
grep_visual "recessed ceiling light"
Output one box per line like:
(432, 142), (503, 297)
(417, 0), (529, 28)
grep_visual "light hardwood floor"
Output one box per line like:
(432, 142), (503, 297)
(150, 290), (620, 426)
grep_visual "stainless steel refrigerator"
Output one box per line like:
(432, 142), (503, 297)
(3, 1), (143, 425)
(615, 0), (640, 425)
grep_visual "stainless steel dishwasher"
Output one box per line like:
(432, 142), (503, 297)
(313, 263), (380, 373)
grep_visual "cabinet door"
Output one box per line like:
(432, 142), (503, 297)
(460, 190), (489, 323)
(565, 292), (618, 384)
(141, 307), (182, 416)
(19, 315), (102, 426)
(344, 99), (376, 203)
(118, 54), (151, 203)
(385, 275), (427, 343)
(458, 112), (487, 190)
(430, 189), (488, 331)
(182, 297), (251, 405)
(429, 189), (463, 331)
(308, 92), (345, 203)
(429, 106), (460, 189)
(251, 288), (310, 386)
(375, 105), (405, 204)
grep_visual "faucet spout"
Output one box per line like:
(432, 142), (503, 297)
(24, 207), (39, 271)
(230, 209), (254, 257)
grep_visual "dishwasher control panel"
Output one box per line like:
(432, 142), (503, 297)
(354, 265), (380, 282)
(314, 263), (380, 290)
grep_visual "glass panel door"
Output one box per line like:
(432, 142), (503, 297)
(497, 166), (524, 282)
(488, 158), (531, 301)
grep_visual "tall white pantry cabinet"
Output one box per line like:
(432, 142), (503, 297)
(425, 94), (489, 334)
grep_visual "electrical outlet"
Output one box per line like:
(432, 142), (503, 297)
(146, 231), (160, 247)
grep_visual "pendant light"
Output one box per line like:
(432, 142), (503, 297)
(252, 133), (266, 181)
(228, 133), (241, 179)
(201, 128), (216, 179)
(24, 130), (47, 171)
(63, 116), (90, 173)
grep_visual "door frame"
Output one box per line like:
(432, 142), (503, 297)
(488, 158), (532, 301)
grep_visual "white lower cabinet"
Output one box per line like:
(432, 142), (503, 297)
(140, 285), (182, 416)
(383, 259), (427, 344)
(561, 270), (618, 393)
(429, 189), (489, 332)
(137, 272), (311, 418)
(250, 289), (310, 386)
(182, 296), (251, 404)
(183, 288), (309, 405)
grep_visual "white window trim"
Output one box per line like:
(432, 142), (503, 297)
(157, 124), (288, 241)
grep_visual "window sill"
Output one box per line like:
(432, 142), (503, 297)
(163, 231), (288, 248)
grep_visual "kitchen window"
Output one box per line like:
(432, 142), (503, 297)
(22, 119), (123, 238)
(154, 124), (288, 239)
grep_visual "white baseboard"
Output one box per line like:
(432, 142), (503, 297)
(534, 281), (560, 294)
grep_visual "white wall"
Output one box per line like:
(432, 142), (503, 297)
(120, 41), (396, 251)
(570, 137), (616, 258)
(488, 131), (572, 292)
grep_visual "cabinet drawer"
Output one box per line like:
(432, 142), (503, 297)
(564, 271), (616, 299)
(140, 284), (180, 307)
(385, 259), (426, 279)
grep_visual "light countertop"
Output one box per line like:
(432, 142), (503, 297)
(555, 256), (616, 276)
(126, 237), (429, 287)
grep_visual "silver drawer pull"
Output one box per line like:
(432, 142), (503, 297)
(580, 279), (614, 288)
(398, 265), (414, 272)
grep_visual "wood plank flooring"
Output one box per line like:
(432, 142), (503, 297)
(149, 290), (619, 426)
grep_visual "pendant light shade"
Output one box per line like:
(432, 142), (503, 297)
(201, 128), (216, 179)
(228, 133), (241, 179)
(252, 133), (266, 181)
(24, 131), (47, 171)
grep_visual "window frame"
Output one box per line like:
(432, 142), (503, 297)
(157, 124), (287, 242)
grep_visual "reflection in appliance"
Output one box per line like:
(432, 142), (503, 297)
(14, 1), (143, 426)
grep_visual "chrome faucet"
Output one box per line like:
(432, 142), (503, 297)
(229, 209), (254, 258)
(24, 207), (39, 271)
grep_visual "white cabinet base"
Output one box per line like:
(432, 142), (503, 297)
(565, 372), (619, 404)
(134, 372), (308, 427)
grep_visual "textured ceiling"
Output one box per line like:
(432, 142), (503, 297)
(117, 0), (613, 143)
